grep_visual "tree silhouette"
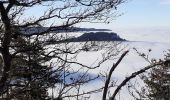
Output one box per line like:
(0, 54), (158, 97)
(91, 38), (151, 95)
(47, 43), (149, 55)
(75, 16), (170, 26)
(0, 0), (124, 99)
(142, 52), (170, 100)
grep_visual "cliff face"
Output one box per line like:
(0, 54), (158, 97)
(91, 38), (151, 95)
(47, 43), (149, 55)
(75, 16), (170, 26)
(66, 32), (126, 42)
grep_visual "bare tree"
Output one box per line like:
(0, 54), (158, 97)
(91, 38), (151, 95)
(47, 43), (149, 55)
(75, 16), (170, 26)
(101, 48), (169, 100)
(0, 0), (125, 99)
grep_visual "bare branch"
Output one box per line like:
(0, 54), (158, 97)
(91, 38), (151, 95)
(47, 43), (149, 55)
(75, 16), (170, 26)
(110, 61), (165, 100)
(102, 50), (129, 100)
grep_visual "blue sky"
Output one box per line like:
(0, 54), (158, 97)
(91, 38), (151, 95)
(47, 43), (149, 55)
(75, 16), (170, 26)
(116, 0), (170, 28)
(80, 0), (170, 29)
(26, 0), (170, 29)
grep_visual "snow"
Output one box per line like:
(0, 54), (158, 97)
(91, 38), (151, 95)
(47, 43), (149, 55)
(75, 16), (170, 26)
(75, 27), (170, 100)
(49, 27), (170, 100)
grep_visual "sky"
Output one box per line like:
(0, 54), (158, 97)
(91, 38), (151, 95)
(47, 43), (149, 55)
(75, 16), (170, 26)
(79, 0), (170, 29)
(24, 0), (170, 43)
(26, 0), (170, 29)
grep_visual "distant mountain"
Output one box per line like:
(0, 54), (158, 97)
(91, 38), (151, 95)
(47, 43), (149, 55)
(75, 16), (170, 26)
(19, 27), (125, 43)
(70, 27), (112, 32)
(19, 27), (112, 35)
(65, 32), (126, 42)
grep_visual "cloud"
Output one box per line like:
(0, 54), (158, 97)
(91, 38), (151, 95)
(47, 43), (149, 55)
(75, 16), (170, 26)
(160, 0), (170, 4)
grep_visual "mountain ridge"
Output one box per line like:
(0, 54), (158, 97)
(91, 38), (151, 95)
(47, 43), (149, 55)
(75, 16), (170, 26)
(65, 32), (126, 42)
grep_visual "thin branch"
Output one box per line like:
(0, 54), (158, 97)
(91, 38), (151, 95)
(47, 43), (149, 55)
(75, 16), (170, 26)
(102, 50), (129, 100)
(110, 61), (165, 100)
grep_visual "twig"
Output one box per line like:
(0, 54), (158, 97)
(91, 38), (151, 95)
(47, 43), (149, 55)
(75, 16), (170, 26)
(110, 62), (164, 100)
(102, 50), (129, 100)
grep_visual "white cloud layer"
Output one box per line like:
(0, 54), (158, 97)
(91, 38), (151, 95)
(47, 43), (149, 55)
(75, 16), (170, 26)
(160, 0), (170, 4)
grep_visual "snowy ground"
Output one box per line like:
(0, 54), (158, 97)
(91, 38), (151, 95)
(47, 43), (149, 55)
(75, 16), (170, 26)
(50, 27), (170, 100)
(76, 27), (170, 100)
